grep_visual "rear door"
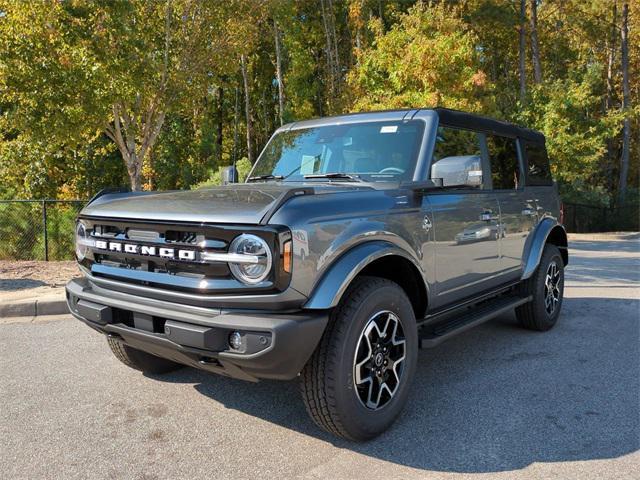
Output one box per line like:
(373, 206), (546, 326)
(485, 133), (537, 280)
(425, 126), (502, 308)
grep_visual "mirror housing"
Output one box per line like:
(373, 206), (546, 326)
(222, 165), (238, 185)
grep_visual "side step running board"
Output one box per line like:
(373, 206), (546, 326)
(419, 295), (532, 349)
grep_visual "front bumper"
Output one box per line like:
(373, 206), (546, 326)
(66, 278), (328, 381)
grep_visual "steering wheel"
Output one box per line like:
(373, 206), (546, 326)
(378, 167), (405, 174)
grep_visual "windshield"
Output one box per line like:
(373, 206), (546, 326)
(249, 120), (424, 182)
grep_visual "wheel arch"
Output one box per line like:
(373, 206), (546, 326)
(522, 219), (568, 280)
(304, 241), (429, 318)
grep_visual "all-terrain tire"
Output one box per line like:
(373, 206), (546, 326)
(516, 244), (565, 331)
(300, 276), (418, 441)
(107, 337), (184, 374)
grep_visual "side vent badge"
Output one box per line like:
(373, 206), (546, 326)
(422, 215), (432, 232)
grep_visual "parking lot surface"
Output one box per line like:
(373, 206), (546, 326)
(1, 237), (638, 479)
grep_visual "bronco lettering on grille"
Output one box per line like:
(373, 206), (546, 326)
(94, 240), (196, 261)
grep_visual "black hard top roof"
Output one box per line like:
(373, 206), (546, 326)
(280, 107), (545, 144)
(435, 108), (545, 143)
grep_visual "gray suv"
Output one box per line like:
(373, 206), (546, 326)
(67, 108), (568, 441)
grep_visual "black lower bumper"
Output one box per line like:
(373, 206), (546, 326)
(66, 278), (328, 381)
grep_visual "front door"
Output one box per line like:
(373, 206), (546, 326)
(425, 125), (502, 309)
(426, 192), (502, 308)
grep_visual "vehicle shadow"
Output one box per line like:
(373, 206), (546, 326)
(153, 296), (639, 473)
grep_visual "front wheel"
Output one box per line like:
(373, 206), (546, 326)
(300, 276), (418, 441)
(516, 244), (565, 331)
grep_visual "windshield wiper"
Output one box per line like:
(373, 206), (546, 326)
(303, 173), (362, 182)
(247, 174), (284, 182)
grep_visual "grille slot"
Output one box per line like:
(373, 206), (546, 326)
(165, 230), (198, 244)
(127, 229), (161, 242)
(94, 225), (121, 237)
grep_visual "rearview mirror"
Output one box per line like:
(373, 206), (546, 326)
(430, 155), (483, 188)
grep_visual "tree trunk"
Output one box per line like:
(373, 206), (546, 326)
(233, 86), (239, 166)
(217, 86), (224, 166)
(519, 0), (527, 103)
(605, 2), (617, 111)
(618, 2), (630, 204)
(319, 0), (335, 98)
(127, 153), (143, 192)
(529, 0), (542, 84)
(605, 1), (618, 200)
(103, 2), (171, 192)
(105, 103), (165, 192)
(240, 55), (254, 164)
(327, 0), (340, 82)
(147, 148), (154, 190)
(274, 18), (286, 126)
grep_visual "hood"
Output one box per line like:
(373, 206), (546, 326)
(81, 183), (368, 225)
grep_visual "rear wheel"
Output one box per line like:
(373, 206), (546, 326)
(516, 244), (565, 331)
(107, 337), (184, 374)
(300, 276), (418, 441)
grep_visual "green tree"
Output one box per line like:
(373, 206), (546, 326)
(0, 0), (239, 190)
(348, 2), (493, 112)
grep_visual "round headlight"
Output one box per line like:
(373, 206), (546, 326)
(75, 222), (89, 261)
(228, 234), (272, 285)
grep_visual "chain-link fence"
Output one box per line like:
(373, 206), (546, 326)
(0, 200), (86, 261)
(562, 201), (639, 233)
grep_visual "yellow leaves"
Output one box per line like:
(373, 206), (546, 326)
(349, 2), (493, 114)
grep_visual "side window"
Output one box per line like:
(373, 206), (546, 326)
(525, 142), (553, 185)
(431, 126), (485, 188)
(487, 134), (520, 190)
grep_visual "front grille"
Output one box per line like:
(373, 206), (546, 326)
(79, 217), (290, 294)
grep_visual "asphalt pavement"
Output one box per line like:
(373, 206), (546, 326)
(1, 237), (638, 479)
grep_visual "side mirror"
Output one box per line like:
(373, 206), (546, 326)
(222, 165), (238, 185)
(465, 169), (483, 187)
(430, 155), (483, 188)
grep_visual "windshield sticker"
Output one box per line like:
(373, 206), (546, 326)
(380, 125), (398, 133)
(300, 155), (317, 175)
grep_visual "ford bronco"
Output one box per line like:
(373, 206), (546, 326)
(67, 108), (567, 441)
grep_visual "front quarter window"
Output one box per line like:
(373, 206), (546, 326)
(250, 120), (424, 182)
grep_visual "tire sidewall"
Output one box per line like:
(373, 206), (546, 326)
(331, 281), (418, 440)
(533, 246), (565, 327)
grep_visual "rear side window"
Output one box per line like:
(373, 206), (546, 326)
(486, 134), (520, 190)
(525, 142), (553, 185)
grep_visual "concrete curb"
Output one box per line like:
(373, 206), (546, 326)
(568, 232), (639, 241)
(0, 297), (68, 318)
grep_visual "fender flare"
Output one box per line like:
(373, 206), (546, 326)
(304, 241), (427, 310)
(521, 218), (568, 280)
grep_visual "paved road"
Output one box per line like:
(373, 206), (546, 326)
(1, 238), (638, 480)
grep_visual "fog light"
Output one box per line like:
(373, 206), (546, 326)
(229, 331), (242, 350)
